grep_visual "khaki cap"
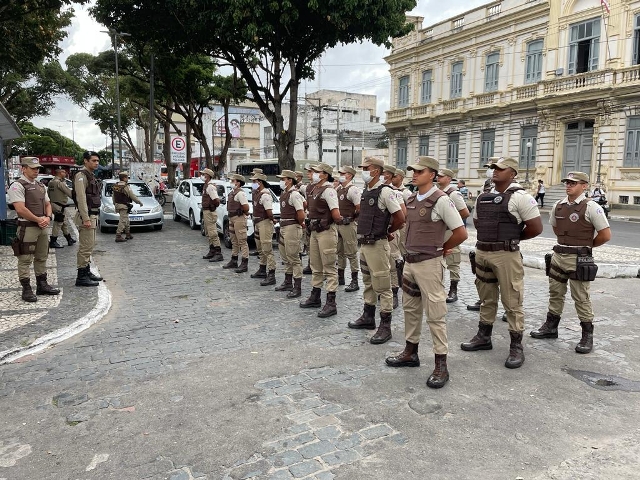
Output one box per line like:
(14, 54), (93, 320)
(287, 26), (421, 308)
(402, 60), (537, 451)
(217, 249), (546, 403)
(407, 156), (439, 172)
(394, 169), (406, 178)
(484, 156), (519, 174)
(383, 164), (397, 175)
(561, 171), (589, 183)
(250, 172), (268, 181)
(21, 157), (42, 168)
(200, 168), (215, 178)
(119, 171), (130, 177)
(437, 168), (455, 178)
(304, 163), (317, 171)
(252, 168), (264, 174)
(339, 166), (356, 176)
(310, 162), (333, 175)
(358, 156), (385, 168)
(228, 173), (246, 182)
(276, 169), (297, 180)
(294, 171), (304, 177)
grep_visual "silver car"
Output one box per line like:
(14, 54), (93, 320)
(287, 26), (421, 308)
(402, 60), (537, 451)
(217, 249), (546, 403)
(98, 180), (164, 233)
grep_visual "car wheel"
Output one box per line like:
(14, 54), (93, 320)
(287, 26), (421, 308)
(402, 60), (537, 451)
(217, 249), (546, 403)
(223, 220), (232, 249)
(172, 204), (181, 222)
(153, 224), (163, 231)
(189, 210), (198, 230)
(98, 218), (108, 233)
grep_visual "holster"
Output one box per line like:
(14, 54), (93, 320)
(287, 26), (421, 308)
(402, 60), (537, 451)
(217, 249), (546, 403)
(469, 250), (477, 275)
(569, 255), (598, 282)
(11, 226), (36, 257)
(544, 253), (552, 277)
(127, 203), (133, 213)
(53, 211), (65, 223)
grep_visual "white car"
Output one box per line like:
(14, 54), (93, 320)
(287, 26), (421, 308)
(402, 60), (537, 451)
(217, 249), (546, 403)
(98, 180), (164, 233)
(172, 179), (205, 230)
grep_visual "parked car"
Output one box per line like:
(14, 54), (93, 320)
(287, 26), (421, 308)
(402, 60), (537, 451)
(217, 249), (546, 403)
(98, 179), (164, 233)
(172, 179), (205, 230)
(36, 175), (74, 207)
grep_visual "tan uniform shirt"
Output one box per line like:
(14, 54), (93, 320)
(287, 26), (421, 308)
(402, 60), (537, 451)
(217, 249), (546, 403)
(120, 184), (142, 205)
(549, 193), (610, 236)
(205, 182), (220, 201)
(313, 182), (340, 210)
(74, 168), (93, 222)
(472, 182), (540, 223)
(233, 189), (249, 207)
(284, 187), (305, 211)
(257, 189), (273, 211)
(338, 181), (362, 206)
(49, 177), (72, 203)
(366, 179), (402, 215)
(7, 176), (51, 220)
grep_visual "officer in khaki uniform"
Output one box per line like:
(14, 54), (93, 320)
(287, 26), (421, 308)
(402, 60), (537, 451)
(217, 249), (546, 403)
(7, 157), (60, 302)
(336, 165), (361, 292)
(112, 172), (144, 243)
(348, 157), (404, 344)
(249, 172), (277, 285)
(274, 170), (306, 297)
(299, 162), (344, 317)
(47, 168), (76, 248)
(382, 164), (406, 309)
(249, 168), (265, 258)
(222, 174), (251, 273)
(437, 168), (470, 303)
(200, 168), (224, 262)
(386, 156), (467, 388)
(461, 157), (542, 369)
(530, 171), (611, 354)
(300, 164), (315, 273)
(72, 151), (104, 287)
(391, 168), (411, 286)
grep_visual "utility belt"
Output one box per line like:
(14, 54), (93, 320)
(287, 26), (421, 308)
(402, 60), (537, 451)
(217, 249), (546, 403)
(404, 251), (441, 264)
(11, 221), (39, 256)
(308, 218), (332, 233)
(280, 218), (299, 227)
(253, 216), (271, 225)
(552, 245), (592, 255)
(229, 210), (243, 218)
(54, 202), (67, 209)
(89, 209), (100, 216)
(546, 250), (598, 282)
(17, 219), (40, 228)
(339, 217), (354, 225)
(357, 235), (386, 245)
(476, 239), (520, 252)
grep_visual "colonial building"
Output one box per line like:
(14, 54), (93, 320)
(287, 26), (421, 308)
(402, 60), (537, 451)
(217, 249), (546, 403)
(385, 0), (640, 209)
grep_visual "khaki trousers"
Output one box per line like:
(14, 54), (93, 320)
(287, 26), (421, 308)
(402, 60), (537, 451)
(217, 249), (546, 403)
(279, 224), (303, 278)
(398, 225), (407, 256)
(229, 215), (249, 259)
(445, 246), (462, 281)
(256, 220), (275, 270)
(74, 213), (97, 268)
(310, 226), (338, 292)
(51, 204), (69, 237)
(360, 240), (393, 313)
(474, 249), (525, 332)
(402, 257), (448, 354)
(16, 225), (50, 279)
(115, 203), (130, 234)
(548, 252), (594, 322)
(203, 210), (221, 247)
(336, 223), (359, 272)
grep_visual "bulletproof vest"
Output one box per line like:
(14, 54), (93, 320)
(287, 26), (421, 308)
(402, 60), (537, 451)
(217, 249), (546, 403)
(227, 187), (243, 216)
(252, 189), (270, 222)
(308, 184), (333, 222)
(337, 184), (356, 218)
(48, 177), (69, 204)
(201, 180), (216, 211)
(357, 184), (391, 239)
(72, 169), (101, 209)
(16, 179), (46, 217)
(554, 201), (594, 247)
(405, 189), (447, 258)
(112, 182), (130, 204)
(279, 188), (298, 222)
(475, 187), (524, 242)
(305, 183), (317, 201)
(443, 185), (458, 196)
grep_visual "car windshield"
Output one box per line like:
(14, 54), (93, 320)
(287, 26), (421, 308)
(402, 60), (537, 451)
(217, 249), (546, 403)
(192, 183), (203, 196)
(104, 182), (153, 197)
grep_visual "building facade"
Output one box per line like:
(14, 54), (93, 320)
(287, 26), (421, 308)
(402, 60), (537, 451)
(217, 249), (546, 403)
(385, 0), (640, 208)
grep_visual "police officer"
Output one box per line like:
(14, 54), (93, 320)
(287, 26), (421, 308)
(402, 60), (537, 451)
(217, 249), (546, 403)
(7, 157), (60, 302)
(530, 171), (611, 354)
(348, 157), (404, 344)
(391, 168), (411, 287)
(299, 162), (343, 317)
(275, 170), (306, 297)
(386, 156), (467, 388)
(301, 164), (316, 273)
(222, 174), (251, 273)
(112, 172), (144, 243)
(295, 171), (305, 189)
(47, 168), (76, 248)
(336, 166), (361, 292)
(436, 168), (469, 303)
(382, 164), (406, 309)
(72, 151), (104, 287)
(461, 157), (542, 369)
(200, 168), (224, 262)
(249, 168), (265, 258)
(250, 172), (277, 285)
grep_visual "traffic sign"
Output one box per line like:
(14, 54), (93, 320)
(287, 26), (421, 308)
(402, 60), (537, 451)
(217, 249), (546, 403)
(170, 136), (187, 164)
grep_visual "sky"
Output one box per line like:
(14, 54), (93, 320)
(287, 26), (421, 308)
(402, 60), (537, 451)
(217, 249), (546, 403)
(31, 0), (487, 151)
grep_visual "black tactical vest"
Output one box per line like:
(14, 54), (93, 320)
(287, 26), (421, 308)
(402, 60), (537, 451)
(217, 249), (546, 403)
(357, 185), (391, 239)
(475, 187), (524, 242)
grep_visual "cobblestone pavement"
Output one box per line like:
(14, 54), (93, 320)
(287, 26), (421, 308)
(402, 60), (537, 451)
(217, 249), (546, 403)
(1, 217), (640, 479)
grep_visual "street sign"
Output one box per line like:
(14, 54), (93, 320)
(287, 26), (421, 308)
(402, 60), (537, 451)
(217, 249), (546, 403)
(170, 136), (187, 164)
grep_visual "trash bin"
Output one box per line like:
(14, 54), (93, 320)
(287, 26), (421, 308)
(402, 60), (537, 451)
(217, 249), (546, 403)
(0, 219), (18, 246)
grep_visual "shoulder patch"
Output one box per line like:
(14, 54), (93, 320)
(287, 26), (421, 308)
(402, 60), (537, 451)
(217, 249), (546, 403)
(529, 198), (538, 205)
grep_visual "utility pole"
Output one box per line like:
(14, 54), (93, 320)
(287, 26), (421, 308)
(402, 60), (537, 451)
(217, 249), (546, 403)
(67, 120), (76, 144)
(149, 52), (155, 164)
(336, 104), (341, 169)
(317, 99), (323, 162)
(303, 99), (308, 160)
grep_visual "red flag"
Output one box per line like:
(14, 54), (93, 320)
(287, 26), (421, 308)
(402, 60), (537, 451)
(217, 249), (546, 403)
(601, 0), (610, 14)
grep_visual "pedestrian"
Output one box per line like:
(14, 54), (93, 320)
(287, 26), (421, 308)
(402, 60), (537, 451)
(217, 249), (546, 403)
(72, 151), (104, 287)
(348, 157), (404, 344)
(385, 156), (467, 388)
(250, 168), (264, 259)
(436, 168), (470, 303)
(47, 168), (76, 248)
(275, 170), (306, 297)
(530, 171), (611, 354)
(112, 172), (144, 243)
(7, 157), (61, 302)
(249, 172), (277, 286)
(200, 168), (224, 262)
(382, 164), (406, 309)
(222, 173), (250, 272)
(535, 179), (546, 207)
(299, 162), (344, 317)
(461, 157), (542, 369)
(301, 164), (316, 274)
(336, 165), (361, 292)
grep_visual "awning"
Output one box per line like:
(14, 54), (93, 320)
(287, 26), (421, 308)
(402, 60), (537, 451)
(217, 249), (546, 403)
(0, 102), (21, 140)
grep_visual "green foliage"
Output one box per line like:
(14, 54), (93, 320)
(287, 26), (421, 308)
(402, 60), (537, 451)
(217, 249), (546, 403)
(10, 121), (84, 159)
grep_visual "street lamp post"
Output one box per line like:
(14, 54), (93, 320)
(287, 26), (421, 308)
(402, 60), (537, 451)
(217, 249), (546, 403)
(109, 118), (115, 177)
(525, 141), (532, 185)
(597, 137), (605, 184)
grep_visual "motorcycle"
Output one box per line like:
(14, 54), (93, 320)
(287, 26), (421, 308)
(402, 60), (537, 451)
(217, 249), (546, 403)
(154, 181), (167, 206)
(595, 196), (610, 218)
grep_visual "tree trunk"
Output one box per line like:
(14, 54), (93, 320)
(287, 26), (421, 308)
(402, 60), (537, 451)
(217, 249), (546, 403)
(163, 115), (176, 187)
(185, 116), (192, 179)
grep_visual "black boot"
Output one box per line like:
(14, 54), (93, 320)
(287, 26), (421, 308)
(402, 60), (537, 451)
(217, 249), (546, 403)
(426, 354), (449, 389)
(287, 277), (302, 298)
(75, 266), (99, 287)
(275, 273), (293, 291)
(467, 299), (482, 311)
(49, 236), (64, 249)
(251, 264), (267, 279)
(299, 287), (321, 308)
(317, 291), (337, 318)
(505, 331), (525, 369)
(392, 286), (399, 310)
(64, 233), (76, 246)
(530, 312), (561, 339)
(115, 233), (127, 242)
(20, 278), (37, 302)
(87, 263), (103, 281)
(234, 258), (249, 273)
(249, 250), (260, 256)
(370, 311), (392, 344)
(386, 341), (420, 367)
(446, 280), (458, 303)
(575, 322), (594, 354)
(125, 232), (134, 240)
(345, 271), (359, 292)
(303, 260), (312, 275)
(460, 322), (493, 351)
(338, 268), (345, 286)
(223, 255), (238, 269)
(203, 245), (216, 259)
(209, 246), (224, 262)
(348, 304), (376, 330)
(35, 273), (60, 295)
(260, 269), (276, 286)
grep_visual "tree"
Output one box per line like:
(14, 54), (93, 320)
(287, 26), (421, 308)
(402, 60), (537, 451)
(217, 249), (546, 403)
(10, 122), (84, 159)
(91, 0), (416, 170)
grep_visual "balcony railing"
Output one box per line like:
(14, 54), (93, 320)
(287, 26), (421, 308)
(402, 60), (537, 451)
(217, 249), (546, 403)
(616, 65), (640, 84)
(542, 70), (608, 94)
(475, 93), (496, 106)
(514, 84), (538, 100)
(443, 99), (460, 111)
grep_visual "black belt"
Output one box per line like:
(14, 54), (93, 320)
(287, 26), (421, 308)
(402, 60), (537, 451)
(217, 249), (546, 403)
(553, 245), (592, 255)
(358, 236), (385, 245)
(404, 252), (441, 263)
(280, 219), (298, 226)
(17, 220), (39, 227)
(89, 209), (100, 215)
(476, 240), (520, 252)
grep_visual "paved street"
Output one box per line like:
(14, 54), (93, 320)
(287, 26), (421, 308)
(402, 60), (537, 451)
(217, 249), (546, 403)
(1, 213), (640, 479)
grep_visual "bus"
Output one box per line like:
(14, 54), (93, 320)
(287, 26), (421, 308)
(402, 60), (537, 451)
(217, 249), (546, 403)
(236, 159), (281, 194)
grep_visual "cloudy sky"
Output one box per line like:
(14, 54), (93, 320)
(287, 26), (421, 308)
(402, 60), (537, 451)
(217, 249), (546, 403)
(32, 0), (486, 150)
